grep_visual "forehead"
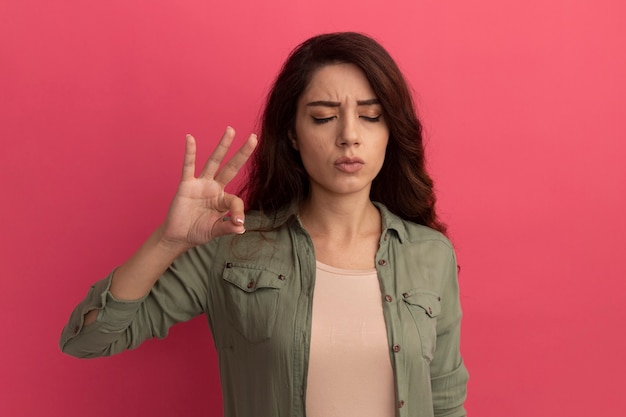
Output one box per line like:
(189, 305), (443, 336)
(300, 63), (377, 101)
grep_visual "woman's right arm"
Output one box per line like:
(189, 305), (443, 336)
(60, 127), (258, 357)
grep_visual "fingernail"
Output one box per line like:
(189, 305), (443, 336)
(235, 217), (244, 225)
(238, 229), (246, 235)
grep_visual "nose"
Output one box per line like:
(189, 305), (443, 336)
(336, 116), (360, 147)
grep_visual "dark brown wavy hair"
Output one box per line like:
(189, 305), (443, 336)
(241, 32), (447, 235)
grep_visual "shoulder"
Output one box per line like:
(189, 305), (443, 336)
(243, 204), (298, 230)
(375, 202), (453, 250)
(376, 203), (457, 293)
(402, 221), (452, 248)
(194, 209), (296, 265)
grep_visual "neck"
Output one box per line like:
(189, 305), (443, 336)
(299, 192), (380, 241)
(298, 191), (383, 269)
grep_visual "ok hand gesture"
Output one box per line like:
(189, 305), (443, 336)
(161, 126), (258, 250)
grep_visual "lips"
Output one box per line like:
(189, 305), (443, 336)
(334, 156), (364, 173)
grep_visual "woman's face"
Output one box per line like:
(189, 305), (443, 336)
(293, 63), (389, 200)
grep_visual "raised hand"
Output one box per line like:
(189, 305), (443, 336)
(160, 126), (258, 249)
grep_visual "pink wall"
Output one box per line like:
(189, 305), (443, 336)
(2, 1), (625, 415)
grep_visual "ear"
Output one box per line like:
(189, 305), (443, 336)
(288, 130), (299, 150)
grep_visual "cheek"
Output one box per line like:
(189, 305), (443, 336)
(373, 139), (390, 170)
(297, 134), (331, 155)
(298, 144), (325, 168)
(373, 131), (389, 152)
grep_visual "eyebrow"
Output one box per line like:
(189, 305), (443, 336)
(305, 98), (381, 107)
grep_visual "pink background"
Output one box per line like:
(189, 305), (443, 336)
(1, 0), (625, 415)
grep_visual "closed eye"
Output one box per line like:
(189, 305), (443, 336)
(312, 116), (336, 124)
(360, 115), (382, 122)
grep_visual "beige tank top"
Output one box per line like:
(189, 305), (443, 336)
(305, 261), (395, 417)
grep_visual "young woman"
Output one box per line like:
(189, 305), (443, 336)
(61, 32), (469, 417)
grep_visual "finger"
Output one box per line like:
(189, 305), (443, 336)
(199, 126), (236, 180)
(182, 134), (197, 181)
(214, 133), (258, 186)
(211, 194), (246, 238)
(222, 193), (246, 225)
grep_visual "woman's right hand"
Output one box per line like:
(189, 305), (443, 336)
(160, 126), (258, 250)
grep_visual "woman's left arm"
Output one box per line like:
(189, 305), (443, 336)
(430, 250), (469, 417)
